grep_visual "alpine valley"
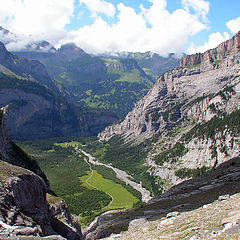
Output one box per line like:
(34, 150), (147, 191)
(0, 25), (239, 240)
(0, 25), (180, 119)
(14, 44), (180, 118)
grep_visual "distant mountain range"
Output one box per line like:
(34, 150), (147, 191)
(0, 26), (180, 139)
(0, 26), (180, 118)
(14, 44), (180, 118)
(0, 42), (118, 140)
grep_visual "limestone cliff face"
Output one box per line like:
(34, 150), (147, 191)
(99, 32), (240, 142)
(180, 31), (240, 67)
(0, 88), (82, 140)
(99, 32), (240, 186)
(99, 64), (239, 142)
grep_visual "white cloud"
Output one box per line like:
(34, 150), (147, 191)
(0, 0), (211, 55)
(187, 15), (240, 54)
(62, 0), (209, 56)
(0, 29), (16, 44)
(226, 17), (240, 34)
(79, 0), (115, 18)
(0, 0), (74, 48)
(182, 0), (210, 21)
(187, 32), (230, 54)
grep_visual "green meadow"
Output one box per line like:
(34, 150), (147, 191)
(18, 138), (141, 224)
(80, 170), (138, 210)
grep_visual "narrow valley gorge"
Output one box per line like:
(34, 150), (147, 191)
(0, 23), (239, 240)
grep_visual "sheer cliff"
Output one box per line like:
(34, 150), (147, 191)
(99, 31), (240, 188)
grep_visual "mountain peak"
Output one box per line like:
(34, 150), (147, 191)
(0, 26), (11, 35)
(57, 43), (88, 61)
(24, 40), (57, 53)
(59, 42), (85, 53)
(0, 41), (11, 60)
(180, 31), (240, 67)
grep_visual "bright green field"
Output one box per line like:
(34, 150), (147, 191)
(54, 141), (82, 148)
(80, 170), (138, 209)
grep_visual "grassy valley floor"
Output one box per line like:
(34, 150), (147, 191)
(80, 170), (138, 209)
(18, 138), (141, 225)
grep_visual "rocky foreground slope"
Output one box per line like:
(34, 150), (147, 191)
(0, 110), (83, 239)
(85, 156), (240, 239)
(99, 31), (240, 187)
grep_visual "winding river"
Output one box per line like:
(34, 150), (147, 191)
(80, 149), (152, 203)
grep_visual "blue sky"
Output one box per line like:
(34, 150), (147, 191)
(0, 0), (239, 56)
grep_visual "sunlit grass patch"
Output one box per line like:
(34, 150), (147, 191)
(80, 170), (138, 210)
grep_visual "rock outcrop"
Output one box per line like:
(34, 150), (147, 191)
(0, 110), (83, 239)
(180, 31), (240, 67)
(0, 161), (83, 239)
(0, 109), (49, 187)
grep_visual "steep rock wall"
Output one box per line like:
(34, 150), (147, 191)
(99, 32), (240, 142)
(0, 161), (83, 239)
(180, 31), (240, 67)
(99, 31), (240, 188)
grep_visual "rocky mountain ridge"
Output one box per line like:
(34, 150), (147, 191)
(0, 42), (59, 94)
(180, 31), (240, 67)
(115, 51), (180, 78)
(99, 31), (240, 188)
(8, 33), (179, 118)
(0, 26), (57, 53)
